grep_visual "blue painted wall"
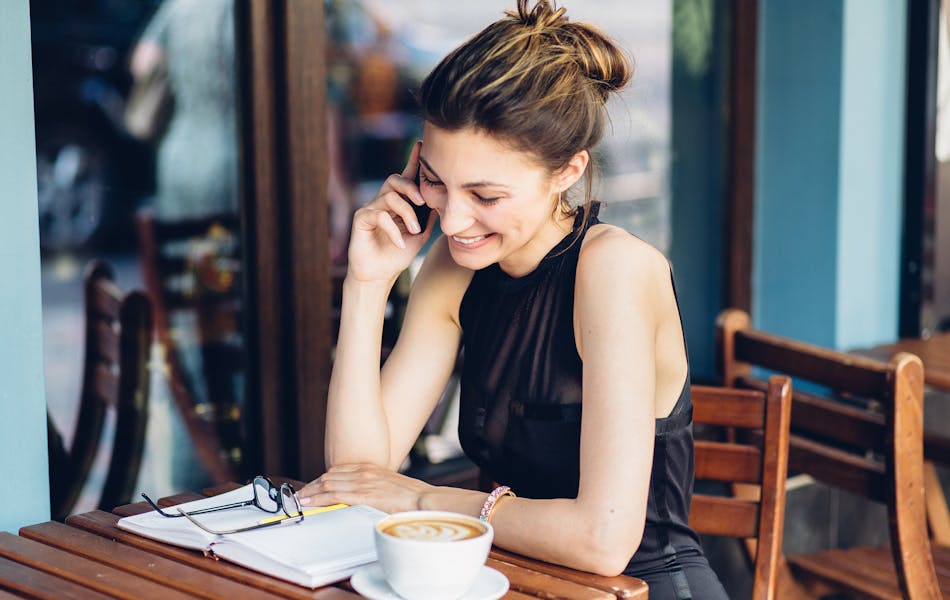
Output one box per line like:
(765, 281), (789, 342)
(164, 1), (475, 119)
(0, 0), (50, 532)
(835, 0), (905, 348)
(754, 0), (905, 349)
(754, 0), (842, 348)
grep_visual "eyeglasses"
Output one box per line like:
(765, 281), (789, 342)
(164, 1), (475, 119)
(142, 475), (305, 535)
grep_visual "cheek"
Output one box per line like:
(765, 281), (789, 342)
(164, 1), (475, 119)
(420, 187), (444, 208)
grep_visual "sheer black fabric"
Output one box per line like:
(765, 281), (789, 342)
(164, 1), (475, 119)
(458, 204), (726, 599)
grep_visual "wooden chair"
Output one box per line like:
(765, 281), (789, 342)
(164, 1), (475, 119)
(135, 208), (243, 483)
(689, 377), (793, 600)
(717, 308), (941, 599)
(48, 261), (153, 519)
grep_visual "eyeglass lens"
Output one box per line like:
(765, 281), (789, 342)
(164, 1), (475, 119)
(252, 476), (281, 513)
(280, 484), (303, 520)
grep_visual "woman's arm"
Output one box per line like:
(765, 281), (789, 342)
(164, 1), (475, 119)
(324, 140), (461, 469)
(307, 228), (674, 577)
(325, 237), (470, 469)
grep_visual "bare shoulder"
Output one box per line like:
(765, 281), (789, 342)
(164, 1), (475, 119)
(577, 223), (670, 292)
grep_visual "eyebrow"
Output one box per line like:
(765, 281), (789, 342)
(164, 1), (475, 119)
(419, 156), (511, 190)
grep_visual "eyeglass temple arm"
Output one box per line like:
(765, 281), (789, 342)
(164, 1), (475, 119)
(176, 507), (284, 535)
(141, 493), (254, 518)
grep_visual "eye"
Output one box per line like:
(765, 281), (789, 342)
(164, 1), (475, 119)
(420, 172), (444, 187)
(473, 193), (500, 206)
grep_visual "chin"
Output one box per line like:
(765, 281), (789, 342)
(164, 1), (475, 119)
(448, 247), (493, 271)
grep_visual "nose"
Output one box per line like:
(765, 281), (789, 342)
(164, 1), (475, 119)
(433, 193), (476, 236)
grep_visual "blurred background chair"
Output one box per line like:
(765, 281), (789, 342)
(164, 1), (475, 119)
(717, 308), (942, 599)
(47, 260), (153, 519)
(135, 207), (243, 484)
(689, 377), (792, 600)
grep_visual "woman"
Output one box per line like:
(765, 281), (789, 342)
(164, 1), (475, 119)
(299, 2), (727, 597)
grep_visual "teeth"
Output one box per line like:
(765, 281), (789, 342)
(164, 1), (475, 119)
(452, 234), (487, 245)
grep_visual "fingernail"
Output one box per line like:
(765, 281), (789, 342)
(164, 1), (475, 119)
(300, 497), (311, 506)
(397, 237), (406, 249)
(410, 221), (421, 234)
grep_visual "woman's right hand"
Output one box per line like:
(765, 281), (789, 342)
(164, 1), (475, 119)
(346, 140), (434, 284)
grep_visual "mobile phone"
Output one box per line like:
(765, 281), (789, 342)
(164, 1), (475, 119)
(410, 198), (432, 233)
(405, 173), (431, 234)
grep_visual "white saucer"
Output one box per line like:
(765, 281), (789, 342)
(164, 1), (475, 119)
(350, 563), (509, 600)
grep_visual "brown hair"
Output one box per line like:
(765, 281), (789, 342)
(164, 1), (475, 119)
(418, 0), (632, 217)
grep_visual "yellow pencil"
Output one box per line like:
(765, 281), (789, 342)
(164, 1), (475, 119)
(259, 503), (349, 525)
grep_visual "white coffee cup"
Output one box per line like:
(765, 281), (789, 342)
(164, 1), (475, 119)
(374, 510), (493, 599)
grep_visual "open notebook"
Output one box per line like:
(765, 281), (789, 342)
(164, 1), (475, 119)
(117, 484), (387, 588)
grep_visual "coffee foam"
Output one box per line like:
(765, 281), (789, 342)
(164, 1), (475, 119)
(380, 518), (485, 542)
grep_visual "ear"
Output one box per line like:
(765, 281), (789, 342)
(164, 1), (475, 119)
(553, 150), (590, 193)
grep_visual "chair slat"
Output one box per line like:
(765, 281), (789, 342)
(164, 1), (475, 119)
(787, 434), (886, 501)
(735, 330), (891, 398)
(690, 496), (759, 538)
(694, 441), (762, 483)
(692, 386), (765, 428)
(738, 375), (888, 454)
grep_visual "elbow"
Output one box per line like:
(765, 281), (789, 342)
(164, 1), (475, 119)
(584, 545), (637, 577)
(573, 522), (641, 577)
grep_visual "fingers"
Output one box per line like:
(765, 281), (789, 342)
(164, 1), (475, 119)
(381, 172), (427, 235)
(353, 204), (407, 249)
(401, 140), (422, 181)
(298, 468), (374, 507)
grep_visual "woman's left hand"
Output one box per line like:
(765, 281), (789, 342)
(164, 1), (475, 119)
(297, 463), (433, 514)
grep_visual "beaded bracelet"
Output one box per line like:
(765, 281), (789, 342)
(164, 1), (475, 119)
(479, 485), (515, 523)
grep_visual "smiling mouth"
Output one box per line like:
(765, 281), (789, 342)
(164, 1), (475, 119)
(452, 234), (491, 246)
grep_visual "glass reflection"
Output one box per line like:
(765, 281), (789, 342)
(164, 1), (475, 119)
(127, 0), (244, 488)
(35, 0), (244, 517)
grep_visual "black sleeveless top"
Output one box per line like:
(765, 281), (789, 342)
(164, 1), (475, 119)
(457, 204), (704, 577)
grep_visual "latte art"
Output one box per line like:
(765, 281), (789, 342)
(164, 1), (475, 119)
(381, 518), (485, 542)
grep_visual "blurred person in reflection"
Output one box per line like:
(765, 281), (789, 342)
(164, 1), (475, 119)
(299, 1), (727, 596)
(130, 0), (238, 220)
(129, 0), (241, 491)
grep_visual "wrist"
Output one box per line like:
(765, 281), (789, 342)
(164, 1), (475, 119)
(479, 486), (516, 523)
(342, 274), (396, 296)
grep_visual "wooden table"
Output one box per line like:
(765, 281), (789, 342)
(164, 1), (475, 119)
(0, 483), (648, 599)
(854, 331), (950, 391)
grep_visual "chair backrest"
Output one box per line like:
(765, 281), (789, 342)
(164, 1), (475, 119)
(135, 208), (242, 483)
(48, 261), (153, 519)
(716, 308), (939, 599)
(689, 377), (792, 600)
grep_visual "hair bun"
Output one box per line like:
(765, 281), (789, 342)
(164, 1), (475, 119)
(507, 1), (632, 100)
(508, 0), (567, 28)
(563, 21), (633, 98)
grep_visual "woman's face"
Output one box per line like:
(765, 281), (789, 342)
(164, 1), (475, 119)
(419, 124), (572, 276)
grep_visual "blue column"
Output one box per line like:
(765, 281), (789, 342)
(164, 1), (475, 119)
(754, 0), (905, 350)
(0, 0), (50, 532)
(835, 0), (906, 348)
